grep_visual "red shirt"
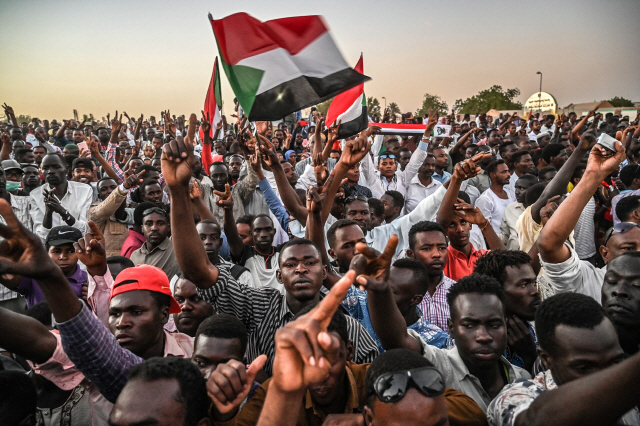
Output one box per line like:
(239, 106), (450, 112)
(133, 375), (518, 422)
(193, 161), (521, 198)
(120, 229), (145, 258)
(443, 244), (490, 281)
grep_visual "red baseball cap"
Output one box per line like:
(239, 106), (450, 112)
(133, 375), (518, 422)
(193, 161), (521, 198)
(110, 265), (181, 314)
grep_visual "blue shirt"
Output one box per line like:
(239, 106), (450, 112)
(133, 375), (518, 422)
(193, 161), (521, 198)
(342, 286), (451, 353)
(433, 170), (452, 184)
(504, 322), (538, 370)
(18, 264), (87, 307)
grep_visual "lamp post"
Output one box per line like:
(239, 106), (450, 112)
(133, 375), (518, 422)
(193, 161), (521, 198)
(382, 97), (386, 114)
(536, 71), (542, 115)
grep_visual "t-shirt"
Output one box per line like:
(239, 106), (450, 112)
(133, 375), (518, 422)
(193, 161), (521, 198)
(475, 188), (516, 235)
(18, 265), (87, 307)
(234, 243), (285, 293)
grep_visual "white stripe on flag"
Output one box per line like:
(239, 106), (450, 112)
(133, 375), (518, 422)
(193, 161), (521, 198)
(336, 93), (364, 125)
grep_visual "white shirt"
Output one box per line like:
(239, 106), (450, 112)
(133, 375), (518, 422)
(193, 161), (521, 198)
(29, 181), (93, 241)
(404, 174), (442, 213)
(475, 187), (516, 235)
(500, 202), (525, 250)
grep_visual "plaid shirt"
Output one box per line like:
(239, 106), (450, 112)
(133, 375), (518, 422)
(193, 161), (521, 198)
(106, 142), (166, 187)
(0, 194), (33, 301)
(56, 304), (193, 403)
(417, 274), (457, 332)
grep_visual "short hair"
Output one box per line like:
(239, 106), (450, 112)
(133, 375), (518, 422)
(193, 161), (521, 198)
(511, 150), (531, 164)
(195, 314), (248, 354)
(327, 219), (360, 250)
(408, 221), (446, 251)
(133, 201), (160, 226)
(619, 164), (640, 187)
(294, 303), (349, 346)
(235, 214), (255, 227)
(446, 274), (505, 319)
(140, 179), (162, 197)
(251, 213), (273, 230)
(278, 238), (321, 266)
(367, 198), (385, 218)
(486, 159), (506, 175)
(63, 144), (79, 153)
(538, 166), (557, 180)
(616, 196), (640, 222)
(498, 142), (516, 156)
(466, 145), (480, 156)
(330, 149), (342, 156)
(126, 357), (209, 426)
(542, 143), (565, 163)
(25, 301), (53, 327)
(397, 147), (411, 157)
(535, 293), (606, 356)
(473, 250), (532, 286)
(383, 190), (404, 208)
(107, 255), (135, 270)
(210, 161), (228, 171)
(14, 148), (32, 158)
(134, 164), (160, 175)
(0, 370), (38, 426)
(524, 182), (548, 207)
(392, 258), (430, 295)
(365, 348), (436, 405)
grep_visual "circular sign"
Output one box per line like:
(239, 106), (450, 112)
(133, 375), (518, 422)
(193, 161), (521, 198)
(524, 92), (557, 114)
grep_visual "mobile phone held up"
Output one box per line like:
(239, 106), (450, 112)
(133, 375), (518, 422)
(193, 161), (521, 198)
(596, 133), (618, 152)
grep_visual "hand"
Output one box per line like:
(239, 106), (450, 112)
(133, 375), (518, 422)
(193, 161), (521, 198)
(1, 132), (10, 146)
(0, 199), (60, 280)
(249, 153), (264, 179)
(2, 103), (15, 117)
(161, 114), (198, 188)
(314, 155), (328, 186)
(189, 179), (203, 200)
(123, 112), (130, 120)
(540, 195), (561, 226)
(207, 356), (268, 419)
(588, 102), (603, 117)
(454, 200), (488, 227)
(327, 120), (341, 144)
(365, 125), (381, 139)
(585, 140), (626, 178)
(213, 184), (233, 210)
(256, 121), (269, 136)
(87, 134), (101, 155)
(271, 271), (356, 394)
(73, 221), (107, 276)
(451, 154), (489, 181)
(507, 316), (537, 363)
(306, 185), (326, 213)
(111, 110), (123, 135)
(350, 235), (398, 293)
(79, 148), (91, 158)
(340, 133), (371, 168)
(43, 189), (66, 215)
(258, 137), (279, 167)
(137, 114), (143, 125)
(123, 169), (145, 189)
(200, 110), (211, 139)
(576, 131), (597, 151)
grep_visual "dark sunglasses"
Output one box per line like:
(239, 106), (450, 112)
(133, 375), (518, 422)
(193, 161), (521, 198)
(142, 207), (167, 218)
(379, 154), (396, 160)
(614, 222), (640, 234)
(344, 194), (369, 204)
(372, 367), (445, 403)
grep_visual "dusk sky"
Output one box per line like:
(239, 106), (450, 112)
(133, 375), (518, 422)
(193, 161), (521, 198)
(1, 0), (639, 120)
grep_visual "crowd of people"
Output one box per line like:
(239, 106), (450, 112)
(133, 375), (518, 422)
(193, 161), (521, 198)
(0, 99), (639, 426)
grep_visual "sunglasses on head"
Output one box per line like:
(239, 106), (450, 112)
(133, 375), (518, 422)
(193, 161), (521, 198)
(344, 194), (369, 204)
(142, 207), (167, 218)
(613, 222), (640, 234)
(372, 366), (445, 403)
(379, 154), (396, 160)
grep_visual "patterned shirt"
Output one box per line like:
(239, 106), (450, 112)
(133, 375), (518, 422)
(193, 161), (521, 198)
(196, 267), (379, 376)
(487, 370), (640, 426)
(342, 183), (373, 198)
(503, 322), (537, 370)
(342, 286), (450, 353)
(417, 274), (457, 332)
(106, 142), (166, 187)
(0, 194), (33, 301)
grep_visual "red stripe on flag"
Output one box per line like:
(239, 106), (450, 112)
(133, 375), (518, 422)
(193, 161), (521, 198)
(326, 55), (364, 127)
(210, 13), (327, 66)
(199, 57), (220, 140)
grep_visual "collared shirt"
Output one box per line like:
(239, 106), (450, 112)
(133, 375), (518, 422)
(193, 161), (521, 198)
(342, 182), (373, 198)
(34, 305), (193, 425)
(500, 202), (525, 250)
(18, 266), (87, 308)
(418, 274), (457, 331)
(130, 237), (181, 279)
(475, 188), (516, 235)
(29, 181), (94, 241)
(405, 174), (442, 213)
(196, 266), (378, 376)
(0, 194), (34, 301)
(214, 362), (488, 426)
(120, 229), (145, 258)
(342, 286), (450, 353)
(408, 329), (531, 412)
(487, 370), (640, 426)
(433, 170), (452, 184)
(87, 185), (129, 257)
(444, 244), (490, 282)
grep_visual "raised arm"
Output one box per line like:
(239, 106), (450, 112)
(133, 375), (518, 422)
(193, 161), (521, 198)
(133, 114), (143, 141)
(538, 139), (625, 264)
(498, 114), (515, 133)
(163, 114), (220, 287)
(306, 186), (342, 289)
(450, 128), (478, 157)
(88, 133), (121, 182)
(2, 103), (18, 127)
(218, 184), (244, 262)
(454, 201), (506, 250)
(531, 132), (596, 223)
(570, 107), (597, 142)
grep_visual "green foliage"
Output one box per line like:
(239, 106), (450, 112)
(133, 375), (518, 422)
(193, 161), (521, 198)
(367, 96), (381, 117)
(609, 96), (634, 107)
(315, 98), (334, 115)
(388, 102), (401, 117)
(415, 93), (448, 117)
(453, 85), (523, 114)
(82, 113), (96, 124)
(16, 114), (32, 125)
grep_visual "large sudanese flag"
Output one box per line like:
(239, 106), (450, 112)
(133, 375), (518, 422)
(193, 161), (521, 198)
(208, 12), (370, 121)
(199, 56), (223, 141)
(325, 54), (367, 139)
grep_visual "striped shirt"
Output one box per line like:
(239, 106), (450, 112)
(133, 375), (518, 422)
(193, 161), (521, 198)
(417, 274), (457, 332)
(197, 267), (379, 375)
(0, 194), (34, 302)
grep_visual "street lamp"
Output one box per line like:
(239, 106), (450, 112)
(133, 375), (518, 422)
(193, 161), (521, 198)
(382, 97), (386, 113)
(536, 71), (542, 115)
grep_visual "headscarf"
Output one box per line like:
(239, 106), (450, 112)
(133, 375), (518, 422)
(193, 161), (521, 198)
(285, 150), (295, 160)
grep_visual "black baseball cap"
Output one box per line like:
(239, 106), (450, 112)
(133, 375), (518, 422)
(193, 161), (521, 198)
(71, 157), (94, 171)
(46, 226), (83, 246)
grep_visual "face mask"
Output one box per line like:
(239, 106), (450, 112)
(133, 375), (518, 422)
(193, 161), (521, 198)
(6, 181), (21, 192)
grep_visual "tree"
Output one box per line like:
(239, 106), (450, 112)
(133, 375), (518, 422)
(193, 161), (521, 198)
(315, 98), (334, 115)
(82, 113), (96, 124)
(415, 93), (448, 118)
(388, 102), (401, 117)
(453, 85), (523, 114)
(609, 96), (634, 108)
(367, 96), (381, 117)
(16, 114), (32, 125)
